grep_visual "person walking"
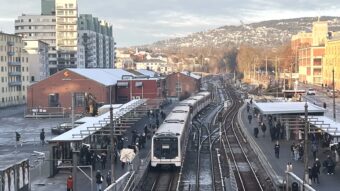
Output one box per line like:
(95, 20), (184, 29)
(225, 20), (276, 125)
(311, 143), (318, 161)
(261, 122), (267, 137)
(96, 170), (103, 191)
(311, 164), (319, 184)
(100, 152), (107, 170)
(248, 114), (252, 124)
(254, 126), (259, 138)
(40, 129), (45, 146)
(66, 175), (73, 191)
(106, 171), (112, 187)
(15, 131), (22, 148)
(274, 141), (280, 158)
(325, 155), (335, 175)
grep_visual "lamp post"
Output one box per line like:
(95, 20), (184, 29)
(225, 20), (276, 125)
(303, 102), (309, 190)
(333, 68), (336, 121)
(109, 86), (115, 183)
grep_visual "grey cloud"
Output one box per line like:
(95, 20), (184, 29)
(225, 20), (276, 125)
(0, 0), (340, 46)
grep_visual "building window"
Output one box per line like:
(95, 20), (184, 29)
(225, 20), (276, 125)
(176, 82), (182, 94)
(48, 93), (59, 107)
(2, 98), (4, 103)
(118, 96), (128, 102)
(75, 93), (85, 107)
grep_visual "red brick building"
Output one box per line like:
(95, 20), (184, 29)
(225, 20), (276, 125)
(166, 72), (201, 100)
(27, 69), (136, 115)
(116, 77), (165, 103)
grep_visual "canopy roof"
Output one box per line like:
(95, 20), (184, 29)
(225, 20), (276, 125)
(51, 99), (146, 142)
(301, 115), (340, 137)
(253, 101), (325, 115)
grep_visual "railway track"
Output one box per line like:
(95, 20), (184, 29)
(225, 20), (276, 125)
(221, 88), (264, 191)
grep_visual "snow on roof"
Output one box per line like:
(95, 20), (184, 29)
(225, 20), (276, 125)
(253, 101), (325, 115)
(137, 69), (158, 77)
(68, 69), (136, 86)
(181, 71), (201, 80)
(300, 116), (340, 136)
(51, 99), (146, 142)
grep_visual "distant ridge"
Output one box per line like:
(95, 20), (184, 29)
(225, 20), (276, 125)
(144, 16), (340, 50)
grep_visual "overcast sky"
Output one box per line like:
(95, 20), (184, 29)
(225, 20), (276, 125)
(0, 0), (339, 47)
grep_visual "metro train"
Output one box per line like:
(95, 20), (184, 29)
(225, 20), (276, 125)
(151, 91), (212, 167)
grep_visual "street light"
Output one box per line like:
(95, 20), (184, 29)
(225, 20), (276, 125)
(333, 68), (336, 121)
(303, 102), (309, 190)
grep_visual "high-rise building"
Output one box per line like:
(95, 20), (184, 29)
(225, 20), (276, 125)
(77, 14), (115, 68)
(55, 0), (78, 70)
(41, 0), (56, 15)
(0, 33), (30, 108)
(15, 14), (57, 74)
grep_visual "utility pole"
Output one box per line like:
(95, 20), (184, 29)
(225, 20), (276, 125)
(71, 93), (77, 191)
(109, 86), (115, 183)
(303, 102), (309, 190)
(333, 68), (336, 121)
(265, 56), (268, 77)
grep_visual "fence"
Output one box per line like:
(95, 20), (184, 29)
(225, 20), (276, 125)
(24, 107), (66, 118)
(285, 172), (316, 191)
(0, 159), (29, 191)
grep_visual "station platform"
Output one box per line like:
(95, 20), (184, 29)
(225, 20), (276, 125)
(31, 101), (176, 191)
(239, 103), (340, 191)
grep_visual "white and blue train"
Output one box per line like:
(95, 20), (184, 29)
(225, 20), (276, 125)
(151, 91), (212, 167)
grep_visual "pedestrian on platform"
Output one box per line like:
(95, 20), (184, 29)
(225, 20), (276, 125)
(96, 170), (103, 191)
(323, 102), (327, 109)
(314, 158), (321, 175)
(311, 143), (318, 161)
(248, 114), (252, 124)
(325, 155), (335, 175)
(298, 144), (304, 160)
(141, 133), (146, 149)
(254, 127), (259, 138)
(66, 175), (73, 191)
(40, 129), (45, 146)
(15, 131), (22, 148)
(250, 98), (253, 105)
(308, 167), (313, 185)
(311, 164), (319, 184)
(274, 141), (280, 158)
(286, 162), (293, 172)
(261, 122), (267, 137)
(293, 145), (299, 161)
(100, 152), (107, 170)
(106, 171), (112, 187)
(156, 119), (160, 129)
(246, 103), (250, 113)
(290, 143), (295, 158)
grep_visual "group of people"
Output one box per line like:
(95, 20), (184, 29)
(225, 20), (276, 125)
(290, 142), (304, 161)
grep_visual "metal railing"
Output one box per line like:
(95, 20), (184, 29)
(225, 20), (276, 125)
(285, 171), (316, 191)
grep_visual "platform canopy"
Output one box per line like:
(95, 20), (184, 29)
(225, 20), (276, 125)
(253, 101), (325, 115)
(50, 99), (146, 142)
(301, 116), (340, 137)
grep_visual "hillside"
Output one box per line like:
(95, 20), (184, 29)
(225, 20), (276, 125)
(147, 16), (340, 50)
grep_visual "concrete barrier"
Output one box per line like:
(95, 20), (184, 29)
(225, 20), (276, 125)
(237, 103), (284, 190)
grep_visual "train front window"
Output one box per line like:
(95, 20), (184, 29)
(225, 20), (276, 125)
(154, 137), (178, 159)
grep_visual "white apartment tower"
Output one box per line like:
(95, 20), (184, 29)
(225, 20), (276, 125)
(55, 0), (78, 70)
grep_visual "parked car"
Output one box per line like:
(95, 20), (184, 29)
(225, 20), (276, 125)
(327, 90), (338, 98)
(306, 88), (316, 95)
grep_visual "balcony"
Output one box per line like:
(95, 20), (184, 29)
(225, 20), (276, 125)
(7, 41), (14, 46)
(7, 51), (15, 56)
(8, 61), (21, 66)
(8, 71), (22, 76)
(9, 81), (22, 86)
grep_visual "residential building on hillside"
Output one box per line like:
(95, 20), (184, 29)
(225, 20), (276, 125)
(135, 59), (172, 74)
(55, 0), (78, 71)
(23, 40), (49, 82)
(0, 33), (30, 108)
(15, 14), (57, 74)
(78, 14), (115, 68)
(115, 49), (134, 69)
(323, 36), (340, 89)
